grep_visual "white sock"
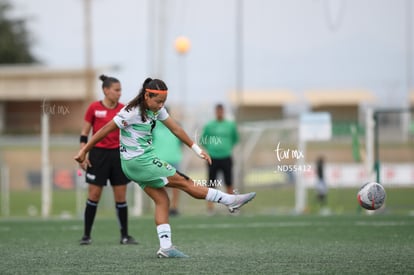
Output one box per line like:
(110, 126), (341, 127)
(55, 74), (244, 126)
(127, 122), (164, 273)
(157, 224), (172, 249)
(205, 188), (235, 205)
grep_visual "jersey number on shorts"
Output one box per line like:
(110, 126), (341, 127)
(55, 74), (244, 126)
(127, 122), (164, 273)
(153, 158), (163, 167)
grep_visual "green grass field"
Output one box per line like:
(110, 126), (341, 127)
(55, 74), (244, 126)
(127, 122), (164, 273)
(1, 214), (414, 274)
(2, 186), (414, 274)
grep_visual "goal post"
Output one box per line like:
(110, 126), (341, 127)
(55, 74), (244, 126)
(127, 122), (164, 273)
(1, 165), (10, 217)
(233, 115), (332, 215)
(371, 107), (414, 183)
(296, 112), (332, 214)
(41, 112), (52, 218)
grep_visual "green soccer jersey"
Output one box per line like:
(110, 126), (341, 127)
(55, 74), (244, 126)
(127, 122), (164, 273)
(113, 106), (177, 189)
(200, 119), (239, 159)
(113, 106), (169, 160)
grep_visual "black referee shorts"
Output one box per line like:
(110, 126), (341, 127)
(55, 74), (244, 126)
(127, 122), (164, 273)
(85, 147), (130, 186)
(207, 156), (233, 188)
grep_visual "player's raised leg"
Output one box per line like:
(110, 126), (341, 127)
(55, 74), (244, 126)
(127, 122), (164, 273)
(166, 172), (256, 213)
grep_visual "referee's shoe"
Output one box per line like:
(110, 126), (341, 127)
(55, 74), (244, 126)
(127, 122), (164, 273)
(79, 236), (92, 245)
(120, 235), (138, 245)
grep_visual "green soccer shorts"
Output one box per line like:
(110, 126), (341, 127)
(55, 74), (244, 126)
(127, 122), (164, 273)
(121, 153), (176, 189)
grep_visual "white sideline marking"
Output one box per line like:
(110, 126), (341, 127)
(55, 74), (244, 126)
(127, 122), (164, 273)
(354, 221), (410, 227)
(62, 225), (82, 231)
(177, 220), (413, 230)
(176, 222), (313, 229)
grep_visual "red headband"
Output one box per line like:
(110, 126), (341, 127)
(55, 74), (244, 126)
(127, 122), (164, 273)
(146, 88), (168, 94)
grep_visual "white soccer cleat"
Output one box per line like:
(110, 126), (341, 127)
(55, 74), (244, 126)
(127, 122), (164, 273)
(227, 192), (256, 213)
(156, 246), (189, 258)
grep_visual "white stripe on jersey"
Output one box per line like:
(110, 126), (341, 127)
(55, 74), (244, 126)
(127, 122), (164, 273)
(113, 106), (169, 160)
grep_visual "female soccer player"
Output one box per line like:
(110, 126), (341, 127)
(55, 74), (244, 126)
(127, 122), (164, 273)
(78, 75), (137, 245)
(74, 77), (256, 258)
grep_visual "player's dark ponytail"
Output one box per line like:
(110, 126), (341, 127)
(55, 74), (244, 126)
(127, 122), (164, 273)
(125, 77), (168, 122)
(99, 74), (119, 89)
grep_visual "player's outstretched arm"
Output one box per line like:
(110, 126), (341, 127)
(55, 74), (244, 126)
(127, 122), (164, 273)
(74, 120), (118, 163)
(162, 117), (212, 165)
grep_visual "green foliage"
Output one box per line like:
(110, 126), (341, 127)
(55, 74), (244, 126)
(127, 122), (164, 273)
(0, 0), (38, 64)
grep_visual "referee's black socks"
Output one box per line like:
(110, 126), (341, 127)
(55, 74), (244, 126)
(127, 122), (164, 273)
(84, 199), (98, 237)
(116, 202), (128, 237)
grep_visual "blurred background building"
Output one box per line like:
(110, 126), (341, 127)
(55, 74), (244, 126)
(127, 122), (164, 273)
(0, 66), (97, 134)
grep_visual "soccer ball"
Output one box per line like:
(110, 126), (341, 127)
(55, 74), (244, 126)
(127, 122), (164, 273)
(357, 182), (386, 210)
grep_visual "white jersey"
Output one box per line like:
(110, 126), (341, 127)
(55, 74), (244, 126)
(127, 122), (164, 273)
(113, 106), (169, 160)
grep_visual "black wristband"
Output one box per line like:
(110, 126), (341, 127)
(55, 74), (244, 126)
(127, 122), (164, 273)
(80, 135), (88, 143)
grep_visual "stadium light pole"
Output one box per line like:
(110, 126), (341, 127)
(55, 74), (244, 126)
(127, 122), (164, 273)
(404, 0), (413, 141)
(235, 0), (245, 193)
(154, 0), (167, 78)
(83, 0), (94, 102)
(146, 0), (155, 76)
(235, 0), (244, 113)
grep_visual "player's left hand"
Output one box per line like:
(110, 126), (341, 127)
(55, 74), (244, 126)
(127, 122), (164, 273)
(201, 151), (212, 165)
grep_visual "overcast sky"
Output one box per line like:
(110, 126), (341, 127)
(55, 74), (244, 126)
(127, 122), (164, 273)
(8, 0), (413, 113)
